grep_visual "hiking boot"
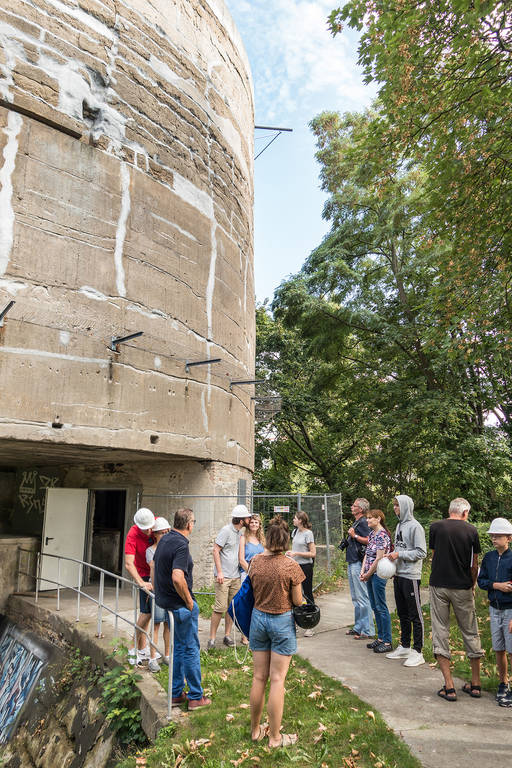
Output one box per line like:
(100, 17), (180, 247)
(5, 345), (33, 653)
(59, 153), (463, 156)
(148, 658), (161, 673)
(188, 696), (212, 711)
(385, 644), (411, 659)
(403, 650), (425, 667)
(172, 692), (187, 705)
(496, 682), (510, 701)
(366, 639), (380, 649)
(223, 635), (235, 647)
(498, 690), (512, 708)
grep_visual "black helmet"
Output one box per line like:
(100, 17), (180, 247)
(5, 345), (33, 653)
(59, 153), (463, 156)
(293, 603), (320, 629)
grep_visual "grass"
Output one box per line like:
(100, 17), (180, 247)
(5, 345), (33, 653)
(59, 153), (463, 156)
(116, 649), (422, 768)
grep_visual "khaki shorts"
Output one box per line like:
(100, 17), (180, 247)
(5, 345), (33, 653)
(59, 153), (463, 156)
(214, 577), (241, 615)
(430, 586), (483, 659)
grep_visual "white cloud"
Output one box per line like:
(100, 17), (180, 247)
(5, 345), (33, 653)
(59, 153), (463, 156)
(227, 0), (375, 121)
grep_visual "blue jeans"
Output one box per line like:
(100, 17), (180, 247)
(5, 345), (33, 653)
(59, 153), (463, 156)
(366, 574), (392, 644)
(171, 601), (203, 700)
(347, 561), (374, 636)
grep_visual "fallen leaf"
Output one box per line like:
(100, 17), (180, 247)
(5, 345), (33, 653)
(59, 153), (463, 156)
(351, 748), (360, 756)
(239, 703), (250, 709)
(366, 710), (375, 721)
(375, 762), (384, 768)
(220, 673), (229, 681)
(349, 706), (359, 712)
(317, 702), (326, 709)
(308, 690), (321, 699)
(349, 733), (355, 742)
(226, 713), (235, 721)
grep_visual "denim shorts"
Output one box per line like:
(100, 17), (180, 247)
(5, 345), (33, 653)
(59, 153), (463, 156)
(490, 605), (512, 653)
(154, 603), (169, 625)
(249, 608), (297, 656)
(139, 578), (152, 614)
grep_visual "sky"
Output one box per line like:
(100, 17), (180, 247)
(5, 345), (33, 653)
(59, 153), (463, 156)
(225, 0), (376, 304)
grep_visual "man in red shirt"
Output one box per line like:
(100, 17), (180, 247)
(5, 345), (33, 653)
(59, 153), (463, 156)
(124, 507), (155, 663)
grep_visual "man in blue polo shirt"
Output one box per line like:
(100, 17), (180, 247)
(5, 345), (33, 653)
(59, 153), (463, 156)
(154, 507), (211, 710)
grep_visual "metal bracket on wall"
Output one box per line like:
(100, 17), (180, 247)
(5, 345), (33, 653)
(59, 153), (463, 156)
(109, 331), (144, 353)
(185, 358), (221, 374)
(0, 300), (15, 327)
(230, 379), (265, 391)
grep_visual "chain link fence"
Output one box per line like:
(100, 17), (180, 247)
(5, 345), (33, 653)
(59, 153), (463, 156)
(137, 492), (344, 582)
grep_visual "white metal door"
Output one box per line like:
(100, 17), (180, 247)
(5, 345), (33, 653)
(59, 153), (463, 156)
(40, 488), (90, 591)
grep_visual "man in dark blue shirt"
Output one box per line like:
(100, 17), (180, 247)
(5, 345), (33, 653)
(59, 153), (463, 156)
(154, 507), (211, 710)
(346, 498), (374, 639)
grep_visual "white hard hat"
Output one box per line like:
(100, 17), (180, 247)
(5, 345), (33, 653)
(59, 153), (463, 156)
(232, 504), (250, 519)
(152, 516), (171, 532)
(376, 557), (397, 580)
(487, 517), (512, 535)
(134, 507), (155, 530)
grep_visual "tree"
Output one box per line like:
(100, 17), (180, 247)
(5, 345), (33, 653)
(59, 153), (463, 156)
(261, 108), (512, 516)
(328, 1), (512, 275)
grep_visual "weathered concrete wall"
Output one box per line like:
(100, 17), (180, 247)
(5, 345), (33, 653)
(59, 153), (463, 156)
(0, 0), (255, 471)
(0, 535), (39, 610)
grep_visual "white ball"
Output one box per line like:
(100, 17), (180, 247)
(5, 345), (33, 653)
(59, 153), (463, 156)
(376, 557), (397, 580)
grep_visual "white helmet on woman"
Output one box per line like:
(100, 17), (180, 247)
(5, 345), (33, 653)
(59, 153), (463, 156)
(376, 557), (397, 580)
(152, 516), (171, 532)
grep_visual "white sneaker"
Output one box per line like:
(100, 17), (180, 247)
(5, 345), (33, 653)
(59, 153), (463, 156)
(304, 629), (314, 637)
(386, 644), (411, 659)
(403, 650), (425, 667)
(138, 646), (150, 658)
(148, 658), (161, 673)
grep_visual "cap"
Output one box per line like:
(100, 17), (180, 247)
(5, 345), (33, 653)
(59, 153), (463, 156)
(133, 507), (155, 530)
(152, 516), (171, 532)
(487, 517), (512, 535)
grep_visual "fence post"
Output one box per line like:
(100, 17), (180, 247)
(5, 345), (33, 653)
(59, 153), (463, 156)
(77, 563), (83, 622)
(57, 558), (61, 611)
(323, 494), (331, 575)
(339, 493), (343, 537)
(97, 570), (104, 637)
(35, 552), (41, 604)
(297, 492), (302, 512)
(114, 578), (119, 635)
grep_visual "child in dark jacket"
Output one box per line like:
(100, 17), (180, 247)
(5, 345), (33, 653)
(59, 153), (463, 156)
(477, 517), (512, 707)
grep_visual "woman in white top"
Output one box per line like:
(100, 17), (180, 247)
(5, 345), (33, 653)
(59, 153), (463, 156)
(288, 511), (316, 634)
(146, 516), (171, 672)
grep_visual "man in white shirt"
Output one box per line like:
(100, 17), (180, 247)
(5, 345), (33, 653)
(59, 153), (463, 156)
(207, 504), (251, 649)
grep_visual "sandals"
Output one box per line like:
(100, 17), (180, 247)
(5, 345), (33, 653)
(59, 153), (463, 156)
(346, 628), (358, 635)
(252, 723), (269, 742)
(269, 733), (298, 748)
(438, 686), (457, 702)
(461, 682), (481, 698)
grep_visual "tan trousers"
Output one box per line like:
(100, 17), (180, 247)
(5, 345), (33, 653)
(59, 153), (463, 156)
(429, 586), (483, 659)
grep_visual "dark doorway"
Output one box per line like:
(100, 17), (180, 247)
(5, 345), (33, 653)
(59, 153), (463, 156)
(90, 490), (126, 579)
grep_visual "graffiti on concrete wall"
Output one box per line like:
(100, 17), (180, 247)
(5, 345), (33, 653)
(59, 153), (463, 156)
(14, 468), (62, 535)
(0, 626), (44, 744)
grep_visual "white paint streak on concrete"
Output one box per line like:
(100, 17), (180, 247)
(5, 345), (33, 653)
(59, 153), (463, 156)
(44, 0), (115, 41)
(40, 55), (127, 148)
(0, 278), (27, 295)
(59, 331), (70, 345)
(2, 346), (107, 366)
(149, 53), (193, 91)
(206, 222), (218, 340)
(173, 173), (213, 221)
(79, 286), (109, 301)
(0, 112), (23, 277)
(127, 303), (166, 320)
(151, 212), (198, 243)
(201, 389), (208, 433)
(154, 356), (162, 369)
(0, 32), (24, 101)
(243, 251), (248, 316)
(114, 163), (130, 297)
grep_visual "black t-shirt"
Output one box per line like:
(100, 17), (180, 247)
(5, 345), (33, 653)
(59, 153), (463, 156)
(346, 516), (371, 564)
(429, 518), (481, 589)
(154, 529), (194, 610)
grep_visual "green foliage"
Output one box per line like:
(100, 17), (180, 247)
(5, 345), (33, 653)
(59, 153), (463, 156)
(99, 647), (146, 747)
(255, 103), (512, 518)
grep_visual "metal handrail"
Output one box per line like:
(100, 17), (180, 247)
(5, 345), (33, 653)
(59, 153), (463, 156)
(17, 548), (175, 720)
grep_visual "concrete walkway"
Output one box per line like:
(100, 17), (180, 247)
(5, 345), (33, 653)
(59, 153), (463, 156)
(295, 589), (511, 768)
(12, 584), (512, 765)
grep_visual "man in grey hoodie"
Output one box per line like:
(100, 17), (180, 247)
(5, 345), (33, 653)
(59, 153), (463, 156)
(385, 495), (427, 666)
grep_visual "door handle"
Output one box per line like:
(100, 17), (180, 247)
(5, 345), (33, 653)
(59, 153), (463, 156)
(45, 536), (55, 546)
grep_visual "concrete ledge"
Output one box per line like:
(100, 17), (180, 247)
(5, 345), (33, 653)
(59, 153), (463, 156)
(7, 594), (170, 741)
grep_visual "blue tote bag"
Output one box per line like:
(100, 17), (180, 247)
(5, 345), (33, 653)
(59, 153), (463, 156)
(228, 572), (254, 638)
